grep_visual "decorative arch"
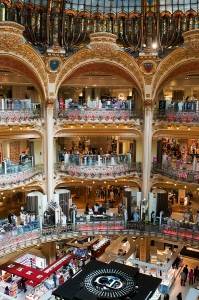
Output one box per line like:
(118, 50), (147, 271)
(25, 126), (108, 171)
(55, 48), (145, 98)
(152, 47), (199, 100)
(0, 22), (48, 100)
(54, 179), (142, 190)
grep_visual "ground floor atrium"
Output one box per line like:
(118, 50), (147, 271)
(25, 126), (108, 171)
(0, 233), (198, 300)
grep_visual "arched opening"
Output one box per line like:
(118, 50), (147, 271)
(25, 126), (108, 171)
(54, 179), (141, 223)
(155, 62), (199, 119)
(0, 55), (46, 104)
(0, 56), (45, 212)
(150, 181), (198, 225)
(0, 185), (44, 218)
(56, 62), (143, 123)
(152, 59), (199, 228)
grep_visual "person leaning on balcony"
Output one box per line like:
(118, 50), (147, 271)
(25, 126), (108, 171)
(162, 152), (168, 168)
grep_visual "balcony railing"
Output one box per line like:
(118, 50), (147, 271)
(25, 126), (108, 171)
(0, 160), (33, 174)
(0, 221), (198, 257)
(0, 165), (43, 188)
(56, 154), (141, 179)
(56, 108), (142, 124)
(154, 101), (199, 123)
(0, 104), (41, 124)
(152, 162), (199, 184)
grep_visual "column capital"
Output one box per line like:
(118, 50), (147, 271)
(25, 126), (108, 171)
(46, 98), (55, 109)
(143, 99), (153, 109)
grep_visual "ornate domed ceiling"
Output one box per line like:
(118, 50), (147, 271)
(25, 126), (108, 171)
(0, 0), (198, 55)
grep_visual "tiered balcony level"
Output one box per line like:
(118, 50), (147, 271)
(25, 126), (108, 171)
(56, 101), (142, 125)
(57, 154), (141, 180)
(155, 100), (199, 124)
(152, 162), (199, 185)
(0, 99), (41, 125)
(0, 161), (43, 189)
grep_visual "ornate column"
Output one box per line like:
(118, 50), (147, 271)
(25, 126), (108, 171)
(46, 100), (54, 201)
(142, 100), (153, 201)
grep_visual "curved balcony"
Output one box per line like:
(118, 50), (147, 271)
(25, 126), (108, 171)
(0, 104), (41, 125)
(152, 162), (199, 184)
(57, 154), (141, 179)
(154, 101), (199, 124)
(56, 108), (141, 125)
(0, 221), (198, 257)
(0, 164), (43, 189)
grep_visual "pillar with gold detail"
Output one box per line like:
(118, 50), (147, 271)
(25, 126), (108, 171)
(139, 237), (150, 262)
(142, 99), (153, 204)
(46, 99), (54, 202)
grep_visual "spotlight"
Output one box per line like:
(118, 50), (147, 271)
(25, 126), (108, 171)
(152, 42), (158, 49)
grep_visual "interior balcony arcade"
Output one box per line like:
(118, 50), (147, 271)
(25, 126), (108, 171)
(0, 21), (198, 235)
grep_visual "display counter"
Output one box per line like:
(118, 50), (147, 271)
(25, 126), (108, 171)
(126, 252), (183, 295)
(25, 284), (53, 300)
(76, 214), (123, 223)
(91, 238), (110, 257)
(0, 272), (21, 297)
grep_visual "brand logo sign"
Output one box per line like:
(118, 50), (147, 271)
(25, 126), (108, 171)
(94, 275), (123, 290)
(84, 268), (135, 299)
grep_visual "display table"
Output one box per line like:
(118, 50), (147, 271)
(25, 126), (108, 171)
(26, 284), (51, 300)
(91, 238), (110, 257)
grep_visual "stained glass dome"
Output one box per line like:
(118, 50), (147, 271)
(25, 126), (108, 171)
(0, 0), (198, 55)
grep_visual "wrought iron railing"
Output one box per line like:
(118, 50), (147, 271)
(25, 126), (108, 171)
(0, 160), (33, 175)
(0, 165), (43, 188)
(56, 155), (141, 179)
(152, 162), (199, 184)
(0, 108), (41, 124)
(154, 106), (199, 123)
(0, 220), (198, 257)
(56, 108), (142, 123)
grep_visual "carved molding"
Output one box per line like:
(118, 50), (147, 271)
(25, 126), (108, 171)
(143, 99), (153, 109)
(89, 32), (119, 51)
(55, 44), (145, 97)
(0, 22), (48, 99)
(183, 29), (199, 50)
(152, 47), (199, 100)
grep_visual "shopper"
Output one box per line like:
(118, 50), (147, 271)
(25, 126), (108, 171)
(59, 275), (64, 286)
(180, 270), (186, 286)
(53, 272), (57, 288)
(4, 286), (9, 295)
(21, 278), (27, 293)
(189, 269), (194, 285)
(183, 265), (189, 282)
(194, 266), (199, 283)
(177, 292), (182, 300)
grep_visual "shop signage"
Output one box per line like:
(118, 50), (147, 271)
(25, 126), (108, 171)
(94, 275), (123, 290)
(84, 268), (135, 299)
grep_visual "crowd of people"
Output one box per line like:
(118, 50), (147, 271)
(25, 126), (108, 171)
(161, 138), (199, 171)
(180, 265), (199, 287)
(59, 138), (118, 162)
(58, 139), (133, 168)
(0, 208), (38, 235)
(58, 96), (132, 111)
